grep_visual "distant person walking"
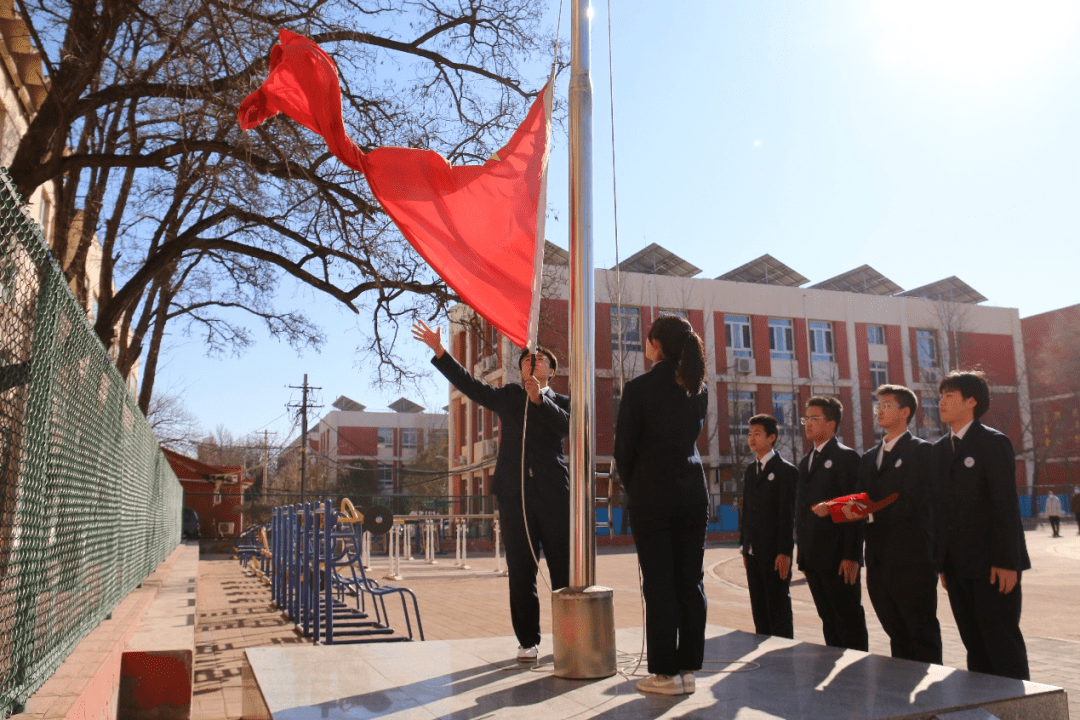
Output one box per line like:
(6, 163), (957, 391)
(1045, 491), (1063, 538)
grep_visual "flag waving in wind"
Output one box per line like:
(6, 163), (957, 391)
(239, 29), (551, 349)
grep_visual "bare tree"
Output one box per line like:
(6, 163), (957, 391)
(10, 0), (563, 410)
(144, 390), (201, 453)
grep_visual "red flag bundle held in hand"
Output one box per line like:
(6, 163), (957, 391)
(238, 29), (552, 349)
(813, 492), (899, 523)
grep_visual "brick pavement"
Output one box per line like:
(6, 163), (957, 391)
(194, 527), (1080, 719)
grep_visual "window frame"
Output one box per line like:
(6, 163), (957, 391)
(916, 329), (938, 368)
(768, 318), (794, 360)
(610, 306), (642, 354)
(809, 320), (834, 363)
(725, 314), (752, 358)
(867, 324), (886, 345)
(869, 361), (888, 390)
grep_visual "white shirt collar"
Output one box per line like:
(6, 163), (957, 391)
(756, 449), (775, 466)
(952, 420), (974, 441)
(882, 431), (908, 453)
(813, 439), (829, 454)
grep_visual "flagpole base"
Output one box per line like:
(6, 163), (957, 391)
(551, 586), (616, 679)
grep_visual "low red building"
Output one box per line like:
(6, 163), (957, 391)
(164, 448), (254, 537)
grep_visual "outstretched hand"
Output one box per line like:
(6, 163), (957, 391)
(411, 320), (445, 358)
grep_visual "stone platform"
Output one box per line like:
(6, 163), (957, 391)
(241, 626), (1067, 719)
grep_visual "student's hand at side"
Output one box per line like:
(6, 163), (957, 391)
(839, 559), (858, 585)
(775, 554), (790, 580)
(990, 566), (1018, 594)
(411, 320), (445, 358)
(811, 502), (830, 518)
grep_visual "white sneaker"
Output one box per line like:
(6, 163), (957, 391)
(516, 645), (538, 663)
(680, 671), (696, 694)
(636, 673), (684, 695)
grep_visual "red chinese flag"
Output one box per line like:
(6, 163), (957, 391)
(239, 29), (550, 349)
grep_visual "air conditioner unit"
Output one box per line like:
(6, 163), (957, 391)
(456, 455), (469, 466)
(734, 357), (753, 374)
(480, 355), (497, 372)
(481, 439), (498, 457)
(723, 480), (738, 493)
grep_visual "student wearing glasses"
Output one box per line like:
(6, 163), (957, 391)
(794, 396), (868, 651)
(856, 385), (942, 663)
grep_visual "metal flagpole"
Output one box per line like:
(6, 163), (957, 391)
(552, 0), (616, 679)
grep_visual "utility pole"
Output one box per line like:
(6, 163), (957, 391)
(287, 374), (321, 504)
(262, 429), (270, 503)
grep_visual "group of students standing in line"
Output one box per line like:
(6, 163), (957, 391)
(411, 315), (1030, 698)
(740, 371), (1031, 684)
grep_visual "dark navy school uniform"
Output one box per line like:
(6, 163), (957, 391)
(614, 359), (709, 677)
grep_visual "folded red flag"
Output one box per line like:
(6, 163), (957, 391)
(817, 492), (899, 523)
(239, 29), (551, 349)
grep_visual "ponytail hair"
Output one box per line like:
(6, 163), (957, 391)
(648, 314), (705, 396)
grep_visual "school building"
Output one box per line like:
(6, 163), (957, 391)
(443, 243), (1032, 501)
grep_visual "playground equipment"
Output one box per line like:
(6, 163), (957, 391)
(263, 499), (424, 644)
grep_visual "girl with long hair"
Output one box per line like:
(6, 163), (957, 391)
(614, 314), (709, 695)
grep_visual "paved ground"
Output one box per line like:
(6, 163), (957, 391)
(193, 525), (1080, 719)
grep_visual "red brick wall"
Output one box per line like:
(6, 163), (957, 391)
(713, 313), (727, 373)
(794, 318), (809, 378)
(834, 321), (850, 380)
(886, 325), (905, 386)
(338, 426), (376, 456)
(180, 480), (247, 537)
(958, 332), (1017, 385)
(716, 381), (731, 454)
(751, 315), (771, 377)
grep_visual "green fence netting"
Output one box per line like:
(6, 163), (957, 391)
(0, 169), (182, 716)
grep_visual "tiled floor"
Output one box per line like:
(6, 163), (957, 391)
(243, 629), (1066, 719)
(195, 528), (1080, 719)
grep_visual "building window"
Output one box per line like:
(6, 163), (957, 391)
(611, 306), (641, 354)
(769, 318), (794, 360)
(728, 391), (756, 437)
(658, 308), (687, 319)
(433, 429), (449, 447)
(919, 397), (942, 439)
(377, 428), (393, 448)
(869, 361), (888, 390)
(916, 330), (938, 368)
(475, 403), (485, 441)
(725, 315), (752, 358)
(809, 321), (834, 362)
(401, 428), (418, 449)
(772, 392), (795, 430)
(377, 463), (393, 493)
(867, 325), (885, 345)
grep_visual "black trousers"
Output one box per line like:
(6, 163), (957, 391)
(631, 503), (708, 676)
(804, 566), (868, 651)
(496, 492), (569, 648)
(744, 552), (793, 638)
(1049, 516), (1060, 536)
(944, 569), (1029, 680)
(866, 563), (942, 664)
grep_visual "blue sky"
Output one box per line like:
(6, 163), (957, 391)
(155, 1), (1080, 445)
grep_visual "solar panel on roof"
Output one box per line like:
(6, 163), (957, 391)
(716, 254), (808, 287)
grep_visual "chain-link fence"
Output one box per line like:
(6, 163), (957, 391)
(0, 169), (182, 717)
